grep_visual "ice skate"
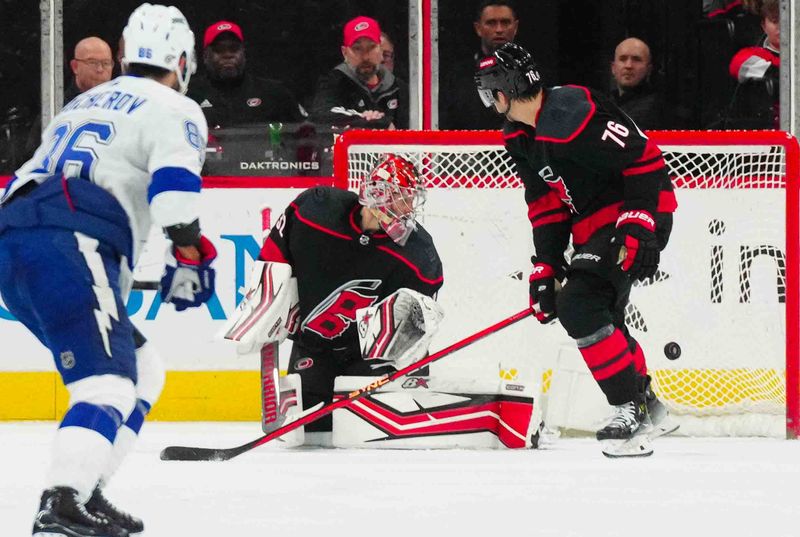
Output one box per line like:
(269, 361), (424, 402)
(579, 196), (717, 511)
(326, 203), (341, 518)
(32, 487), (128, 537)
(645, 381), (679, 439)
(85, 487), (143, 534)
(597, 399), (653, 458)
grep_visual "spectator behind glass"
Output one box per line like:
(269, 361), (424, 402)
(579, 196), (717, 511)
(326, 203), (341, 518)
(439, 0), (518, 130)
(187, 20), (307, 129)
(311, 16), (406, 130)
(727, 0), (780, 128)
(609, 37), (668, 130)
(24, 37), (114, 160)
(380, 31), (396, 72)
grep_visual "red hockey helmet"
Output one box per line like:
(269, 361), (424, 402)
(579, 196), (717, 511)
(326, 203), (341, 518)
(358, 154), (426, 246)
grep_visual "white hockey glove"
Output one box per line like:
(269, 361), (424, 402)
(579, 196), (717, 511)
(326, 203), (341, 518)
(356, 288), (444, 371)
(218, 261), (300, 353)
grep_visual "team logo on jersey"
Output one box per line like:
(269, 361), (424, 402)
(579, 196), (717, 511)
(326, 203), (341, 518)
(303, 280), (381, 339)
(294, 357), (314, 370)
(387, 99), (398, 110)
(247, 98), (262, 107)
(538, 165), (576, 213)
(184, 120), (202, 150)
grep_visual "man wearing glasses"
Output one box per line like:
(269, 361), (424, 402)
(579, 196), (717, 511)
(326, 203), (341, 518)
(24, 37), (114, 161)
(69, 37), (115, 101)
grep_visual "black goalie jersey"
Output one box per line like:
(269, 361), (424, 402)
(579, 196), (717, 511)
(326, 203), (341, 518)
(503, 85), (677, 267)
(258, 186), (443, 357)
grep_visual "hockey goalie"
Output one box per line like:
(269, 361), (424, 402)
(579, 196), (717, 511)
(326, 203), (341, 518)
(220, 155), (542, 449)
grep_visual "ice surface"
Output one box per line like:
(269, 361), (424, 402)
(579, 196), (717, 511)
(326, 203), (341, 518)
(2, 422), (797, 536)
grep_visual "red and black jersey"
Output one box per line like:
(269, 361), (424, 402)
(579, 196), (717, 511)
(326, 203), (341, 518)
(503, 85), (677, 266)
(259, 186), (443, 356)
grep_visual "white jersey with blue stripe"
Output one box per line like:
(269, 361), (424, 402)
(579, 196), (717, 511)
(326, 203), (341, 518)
(6, 75), (208, 265)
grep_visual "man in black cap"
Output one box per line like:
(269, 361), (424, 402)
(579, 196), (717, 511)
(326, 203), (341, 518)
(188, 20), (306, 128)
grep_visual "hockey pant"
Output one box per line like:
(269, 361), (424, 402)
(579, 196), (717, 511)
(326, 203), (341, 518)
(556, 224), (661, 405)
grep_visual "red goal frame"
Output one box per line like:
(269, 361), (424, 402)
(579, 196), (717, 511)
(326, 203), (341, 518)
(334, 129), (800, 438)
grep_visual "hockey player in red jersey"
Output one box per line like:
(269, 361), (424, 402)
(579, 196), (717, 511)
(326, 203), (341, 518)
(254, 155), (443, 434)
(475, 42), (678, 457)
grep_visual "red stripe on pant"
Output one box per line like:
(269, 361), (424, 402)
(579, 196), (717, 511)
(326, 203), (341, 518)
(630, 339), (647, 375)
(579, 328), (633, 381)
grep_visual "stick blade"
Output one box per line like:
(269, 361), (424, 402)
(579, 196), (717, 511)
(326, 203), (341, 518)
(159, 445), (235, 462)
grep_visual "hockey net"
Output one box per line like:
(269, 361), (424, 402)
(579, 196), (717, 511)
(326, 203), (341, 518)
(333, 129), (799, 438)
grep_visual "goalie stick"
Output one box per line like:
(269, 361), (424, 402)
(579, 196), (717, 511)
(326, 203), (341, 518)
(160, 307), (533, 461)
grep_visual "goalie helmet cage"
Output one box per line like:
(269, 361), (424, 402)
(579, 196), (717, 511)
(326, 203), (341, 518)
(333, 129), (799, 439)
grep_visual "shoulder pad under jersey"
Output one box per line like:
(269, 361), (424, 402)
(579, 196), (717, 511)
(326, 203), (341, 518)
(535, 85), (596, 143)
(292, 186), (358, 227)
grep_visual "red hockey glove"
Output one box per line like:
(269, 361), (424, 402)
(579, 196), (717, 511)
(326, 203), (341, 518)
(529, 261), (558, 324)
(613, 210), (660, 281)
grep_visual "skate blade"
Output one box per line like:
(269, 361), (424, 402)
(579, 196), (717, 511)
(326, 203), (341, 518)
(648, 419), (679, 440)
(601, 435), (654, 458)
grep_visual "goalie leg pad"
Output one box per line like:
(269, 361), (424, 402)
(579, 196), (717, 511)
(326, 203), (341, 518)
(331, 375), (542, 449)
(273, 373), (305, 448)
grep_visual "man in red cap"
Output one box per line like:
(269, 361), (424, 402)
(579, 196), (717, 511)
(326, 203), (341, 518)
(187, 20), (306, 129)
(310, 15), (407, 129)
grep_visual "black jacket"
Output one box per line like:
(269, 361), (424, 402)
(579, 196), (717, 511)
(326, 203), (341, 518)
(610, 82), (669, 131)
(310, 63), (406, 129)
(439, 50), (506, 131)
(188, 71), (306, 128)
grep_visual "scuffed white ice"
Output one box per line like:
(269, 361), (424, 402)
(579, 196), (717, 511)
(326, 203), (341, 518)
(1, 422), (797, 537)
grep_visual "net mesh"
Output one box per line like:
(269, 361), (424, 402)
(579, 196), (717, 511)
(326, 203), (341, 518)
(342, 134), (792, 432)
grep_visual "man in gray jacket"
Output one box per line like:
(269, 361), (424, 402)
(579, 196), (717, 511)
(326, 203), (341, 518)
(311, 16), (407, 130)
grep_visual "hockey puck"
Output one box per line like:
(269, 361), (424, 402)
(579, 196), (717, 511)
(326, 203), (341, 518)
(664, 342), (681, 360)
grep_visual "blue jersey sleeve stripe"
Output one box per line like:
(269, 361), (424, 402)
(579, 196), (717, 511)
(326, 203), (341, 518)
(148, 167), (201, 203)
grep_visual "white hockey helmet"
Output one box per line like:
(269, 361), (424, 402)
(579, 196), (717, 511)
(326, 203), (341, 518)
(122, 3), (197, 94)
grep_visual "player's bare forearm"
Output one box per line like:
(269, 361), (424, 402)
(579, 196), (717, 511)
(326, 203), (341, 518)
(176, 245), (200, 262)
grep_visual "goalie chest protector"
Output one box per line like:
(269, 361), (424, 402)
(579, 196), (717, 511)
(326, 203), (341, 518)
(262, 186), (443, 355)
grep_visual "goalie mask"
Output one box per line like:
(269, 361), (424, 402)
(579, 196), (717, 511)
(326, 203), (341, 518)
(474, 42), (542, 109)
(358, 155), (426, 246)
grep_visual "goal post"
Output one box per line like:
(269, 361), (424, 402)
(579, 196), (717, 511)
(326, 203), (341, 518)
(334, 129), (799, 439)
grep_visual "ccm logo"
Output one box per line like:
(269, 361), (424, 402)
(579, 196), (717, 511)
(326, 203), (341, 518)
(617, 210), (655, 229)
(479, 57), (496, 68)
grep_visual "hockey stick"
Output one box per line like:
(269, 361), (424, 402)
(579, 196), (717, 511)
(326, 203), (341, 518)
(160, 307), (533, 461)
(132, 280), (159, 290)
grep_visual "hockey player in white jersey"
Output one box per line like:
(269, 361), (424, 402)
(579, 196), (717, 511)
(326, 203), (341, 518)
(0, 4), (216, 536)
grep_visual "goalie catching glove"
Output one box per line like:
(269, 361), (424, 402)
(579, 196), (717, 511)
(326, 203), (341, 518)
(160, 236), (217, 311)
(356, 288), (444, 371)
(218, 261), (300, 353)
(613, 210), (660, 281)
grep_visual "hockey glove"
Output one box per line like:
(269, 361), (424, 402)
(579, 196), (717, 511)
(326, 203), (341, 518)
(160, 235), (218, 311)
(529, 261), (559, 324)
(613, 210), (660, 281)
